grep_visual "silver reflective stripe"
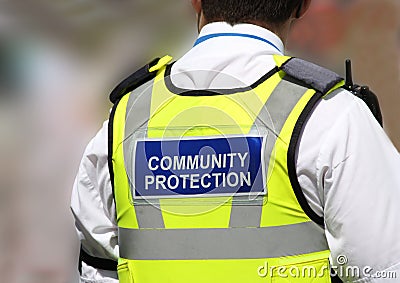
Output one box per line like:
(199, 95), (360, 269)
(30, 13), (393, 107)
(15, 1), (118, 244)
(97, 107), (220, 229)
(133, 201), (165, 229)
(230, 77), (309, 228)
(123, 79), (166, 229)
(119, 221), (328, 260)
(124, 79), (155, 142)
(255, 77), (309, 136)
(229, 196), (264, 228)
(124, 79), (155, 175)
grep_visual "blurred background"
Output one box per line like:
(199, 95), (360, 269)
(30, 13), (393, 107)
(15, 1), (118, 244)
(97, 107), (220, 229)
(0, 0), (398, 282)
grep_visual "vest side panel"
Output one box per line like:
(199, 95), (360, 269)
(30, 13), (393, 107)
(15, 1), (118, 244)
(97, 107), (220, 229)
(112, 93), (139, 229)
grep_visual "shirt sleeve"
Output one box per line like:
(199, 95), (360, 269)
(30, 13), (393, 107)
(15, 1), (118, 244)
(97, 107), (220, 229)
(299, 90), (400, 282)
(70, 120), (119, 282)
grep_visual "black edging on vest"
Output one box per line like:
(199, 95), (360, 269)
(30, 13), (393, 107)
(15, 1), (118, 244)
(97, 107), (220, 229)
(164, 63), (280, 95)
(287, 89), (326, 226)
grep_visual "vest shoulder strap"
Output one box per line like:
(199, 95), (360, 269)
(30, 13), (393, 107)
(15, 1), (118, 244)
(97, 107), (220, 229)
(280, 57), (343, 94)
(277, 57), (345, 229)
(109, 55), (173, 104)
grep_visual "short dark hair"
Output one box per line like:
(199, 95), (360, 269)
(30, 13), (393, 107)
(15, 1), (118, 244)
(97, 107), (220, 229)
(201, 0), (302, 26)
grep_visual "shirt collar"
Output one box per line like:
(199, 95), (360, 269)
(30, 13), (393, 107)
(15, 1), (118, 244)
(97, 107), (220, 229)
(197, 22), (285, 54)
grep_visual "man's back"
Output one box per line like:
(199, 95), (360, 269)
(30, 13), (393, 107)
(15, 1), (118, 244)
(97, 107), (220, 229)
(71, 5), (400, 283)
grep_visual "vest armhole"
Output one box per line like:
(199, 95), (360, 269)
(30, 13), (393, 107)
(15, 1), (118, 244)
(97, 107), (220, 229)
(108, 97), (119, 215)
(287, 90), (325, 228)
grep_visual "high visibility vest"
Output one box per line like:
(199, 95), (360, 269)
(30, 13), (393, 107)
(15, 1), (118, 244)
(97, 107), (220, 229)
(109, 55), (344, 283)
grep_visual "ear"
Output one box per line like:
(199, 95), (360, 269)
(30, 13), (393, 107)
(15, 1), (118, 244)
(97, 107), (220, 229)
(295, 0), (312, 19)
(191, 0), (202, 14)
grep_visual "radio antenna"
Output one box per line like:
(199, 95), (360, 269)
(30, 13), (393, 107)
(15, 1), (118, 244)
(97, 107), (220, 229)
(345, 59), (354, 88)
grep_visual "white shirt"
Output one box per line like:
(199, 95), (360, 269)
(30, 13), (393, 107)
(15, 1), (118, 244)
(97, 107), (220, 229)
(71, 22), (400, 283)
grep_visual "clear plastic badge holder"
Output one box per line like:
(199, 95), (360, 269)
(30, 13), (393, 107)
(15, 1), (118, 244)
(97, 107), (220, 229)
(121, 69), (277, 213)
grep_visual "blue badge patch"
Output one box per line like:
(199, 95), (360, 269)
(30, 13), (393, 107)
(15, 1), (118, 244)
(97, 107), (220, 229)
(133, 136), (266, 199)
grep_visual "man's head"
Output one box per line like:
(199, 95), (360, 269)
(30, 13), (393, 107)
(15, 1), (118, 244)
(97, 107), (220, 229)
(191, 0), (311, 41)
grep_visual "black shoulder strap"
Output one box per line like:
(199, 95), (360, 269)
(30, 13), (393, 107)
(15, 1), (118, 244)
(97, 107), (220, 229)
(281, 58), (343, 94)
(281, 58), (344, 228)
(109, 57), (161, 104)
(103, 58), (160, 275)
(79, 246), (117, 273)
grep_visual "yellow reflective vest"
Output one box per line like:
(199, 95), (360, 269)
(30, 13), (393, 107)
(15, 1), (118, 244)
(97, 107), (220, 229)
(109, 55), (344, 283)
